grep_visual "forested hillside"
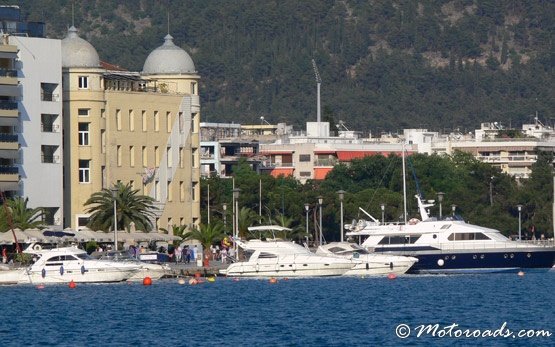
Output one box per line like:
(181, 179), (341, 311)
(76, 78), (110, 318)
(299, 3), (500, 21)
(10, 0), (554, 132)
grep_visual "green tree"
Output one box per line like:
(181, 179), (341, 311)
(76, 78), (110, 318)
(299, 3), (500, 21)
(0, 197), (45, 232)
(183, 222), (225, 251)
(84, 182), (156, 232)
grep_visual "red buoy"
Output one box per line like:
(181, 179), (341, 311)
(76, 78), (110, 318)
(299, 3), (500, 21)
(269, 278), (278, 284)
(387, 273), (397, 280)
(68, 280), (76, 289)
(143, 276), (152, 286)
(36, 284), (45, 290)
(194, 272), (202, 278)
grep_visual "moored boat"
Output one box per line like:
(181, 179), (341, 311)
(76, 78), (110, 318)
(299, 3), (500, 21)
(316, 242), (418, 275)
(0, 245), (140, 285)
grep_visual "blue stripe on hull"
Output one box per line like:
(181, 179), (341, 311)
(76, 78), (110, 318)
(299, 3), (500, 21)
(375, 250), (555, 274)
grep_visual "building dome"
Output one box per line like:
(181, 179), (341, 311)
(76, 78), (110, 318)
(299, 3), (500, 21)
(142, 34), (196, 75)
(61, 26), (100, 68)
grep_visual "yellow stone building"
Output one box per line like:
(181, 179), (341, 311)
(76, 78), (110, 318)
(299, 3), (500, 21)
(61, 27), (200, 231)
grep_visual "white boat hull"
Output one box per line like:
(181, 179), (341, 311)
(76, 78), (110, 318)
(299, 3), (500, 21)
(221, 261), (353, 277)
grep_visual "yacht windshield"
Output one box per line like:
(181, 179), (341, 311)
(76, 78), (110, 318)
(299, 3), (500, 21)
(76, 253), (91, 260)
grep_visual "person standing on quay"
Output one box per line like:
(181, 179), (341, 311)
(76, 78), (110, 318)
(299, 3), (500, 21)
(2, 246), (7, 264)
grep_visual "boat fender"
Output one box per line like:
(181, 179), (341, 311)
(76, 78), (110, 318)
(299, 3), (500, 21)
(389, 262), (393, 270)
(81, 265), (86, 275)
(60, 266), (64, 276)
(365, 263), (369, 270)
(33, 244), (42, 251)
(255, 263), (259, 272)
(41, 268), (46, 278)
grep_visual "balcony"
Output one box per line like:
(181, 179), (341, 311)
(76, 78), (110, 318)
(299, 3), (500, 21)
(0, 165), (19, 191)
(0, 68), (18, 85)
(41, 155), (60, 164)
(0, 133), (18, 150)
(41, 92), (60, 102)
(314, 158), (338, 167)
(41, 123), (60, 133)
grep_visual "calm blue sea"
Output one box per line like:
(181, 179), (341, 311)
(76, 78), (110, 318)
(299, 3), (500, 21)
(0, 272), (554, 347)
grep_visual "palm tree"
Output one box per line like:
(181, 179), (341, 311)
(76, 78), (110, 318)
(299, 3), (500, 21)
(0, 197), (45, 232)
(84, 182), (156, 232)
(160, 224), (187, 237)
(183, 222), (225, 251)
(272, 212), (309, 241)
(237, 206), (258, 238)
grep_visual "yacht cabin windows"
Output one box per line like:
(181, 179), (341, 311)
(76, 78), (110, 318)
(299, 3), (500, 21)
(258, 252), (277, 258)
(378, 234), (422, 245)
(447, 233), (491, 241)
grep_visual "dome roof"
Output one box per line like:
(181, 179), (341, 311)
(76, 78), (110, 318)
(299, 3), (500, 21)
(142, 34), (196, 75)
(61, 26), (100, 68)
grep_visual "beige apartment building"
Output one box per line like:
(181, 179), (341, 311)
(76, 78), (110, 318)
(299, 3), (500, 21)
(62, 27), (200, 231)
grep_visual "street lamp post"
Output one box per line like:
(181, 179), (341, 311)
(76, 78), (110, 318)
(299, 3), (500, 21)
(317, 196), (323, 246)
(304, 203), (310, 242)
(490, 176), (495, 206)
(437, 192), (444, 219)
(380, 203), (385, 225)
(110, 187), (118, 251)
(232, 188), (241, 261)
(451, 204), (456, 216)
(337, 190), (345, 242)
(222, 203), (227, 233)
(517, 204), (523, 241)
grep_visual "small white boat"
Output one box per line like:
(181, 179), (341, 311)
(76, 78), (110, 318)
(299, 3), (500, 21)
(93, 250), (171, 281)
(220, 226), (367, 278)
(0, 245), (140, 285)
(316, 242), (418, 275)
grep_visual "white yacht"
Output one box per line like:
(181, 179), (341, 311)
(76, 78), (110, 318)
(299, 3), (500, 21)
(346, 195), (555, 274)
(0, 245), (140, 285)
(220, 226), (366, 277)
(316, 242), (418, 275)
(92, 250), (172, 281)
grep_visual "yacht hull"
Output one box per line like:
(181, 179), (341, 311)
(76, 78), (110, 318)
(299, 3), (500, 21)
(221, 262), (352, 277)
(375, 249), (555, 274)
(0, 267), (136, 284)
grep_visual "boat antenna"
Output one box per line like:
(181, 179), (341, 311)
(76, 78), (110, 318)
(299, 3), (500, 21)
(407, 156), (423, 199)
(402, 143), (407, 224)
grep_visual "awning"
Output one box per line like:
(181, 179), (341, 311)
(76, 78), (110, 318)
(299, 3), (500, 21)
(336, 151), (390, 161)
(313, 167), (332, 180)
(270, 168), (294, 177)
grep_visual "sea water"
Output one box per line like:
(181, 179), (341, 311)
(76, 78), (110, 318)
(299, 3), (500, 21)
(0, 273), (553, 346)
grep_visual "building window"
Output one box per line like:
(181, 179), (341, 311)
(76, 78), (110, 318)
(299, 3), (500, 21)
(101, 130), (106, 153)
(79, 160), (90, 183)
(78, 76), (89, 89)
(142, 110), (147, 131)
(78, 109), (89, 117)
(191, 113), (197, 133)
(155, 146), (160, 166)
(117, 145), (122, 166)
(142, 146), (147, 166)
(78, 123), (89, 146)
(155, 181), (160, 201)
(154, 111), (159, 132)
(130, 180), (135, 189)
(192, 148), (198, 168)
(179, 112), (184, 133)
(167, 181), (173, 201)
(180, 181), (185, 201)
(166, 112), (172, 132)
(130, 146), (135, 167)
(179, 148), (184, 168)
(129, 110), (135, 131)
(116, 109), (121, 130)
(300, 171), (311, 177)
(167, 147), (172, 167)
(41, 83), (58, 101)
(191, 82), (197, 95)
(299, 154), (311, 162)
(192, 182), (197, 201)
(101, 109), (105, 118)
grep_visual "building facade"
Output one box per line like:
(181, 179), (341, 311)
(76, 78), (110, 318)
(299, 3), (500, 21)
(62, 27), (200, 231)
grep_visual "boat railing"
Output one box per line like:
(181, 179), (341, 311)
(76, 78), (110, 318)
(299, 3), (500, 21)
(438, 239), (555, 251)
